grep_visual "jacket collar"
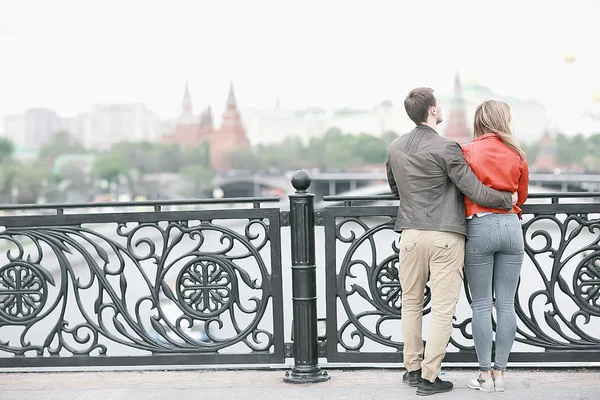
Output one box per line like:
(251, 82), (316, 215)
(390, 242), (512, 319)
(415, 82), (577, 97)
(416, 124), (439, 135)
(472, 133), (499, 142)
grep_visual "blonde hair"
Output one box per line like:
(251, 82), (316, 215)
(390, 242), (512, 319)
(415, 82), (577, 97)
(473, 100), (526, 160)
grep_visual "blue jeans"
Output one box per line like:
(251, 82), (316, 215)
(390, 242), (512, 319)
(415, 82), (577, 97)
(464, 213), (524, 371)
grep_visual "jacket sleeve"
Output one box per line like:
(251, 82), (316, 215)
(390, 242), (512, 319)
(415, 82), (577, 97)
(440, 141), (512, 210)
(517, 159), (530, 207)
(461, 143), (472, 163)
(386, 156), (399, 197)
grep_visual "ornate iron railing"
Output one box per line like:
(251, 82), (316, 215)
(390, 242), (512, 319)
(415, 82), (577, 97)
(321, 193), (600, 364)
(1, 171), (599, 377)
(0, 198), (285, 368)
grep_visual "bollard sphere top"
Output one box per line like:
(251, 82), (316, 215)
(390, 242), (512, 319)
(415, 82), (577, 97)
(291, 170), (312, 192)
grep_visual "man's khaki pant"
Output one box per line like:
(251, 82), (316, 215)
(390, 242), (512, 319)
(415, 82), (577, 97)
(399, 229), (465, 383)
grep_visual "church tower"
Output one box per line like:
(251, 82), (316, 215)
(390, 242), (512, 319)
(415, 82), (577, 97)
(163, 81), (202, 146)
(443, 71), (472, 145)
(220, 81), (248, 138)
(533, 129), (559, 172)
(210, 81), (251, 172)
(181, 80), (193, 119)
(162, 80), (252, 173)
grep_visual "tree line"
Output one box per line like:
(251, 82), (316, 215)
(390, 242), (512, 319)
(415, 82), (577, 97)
(0, 132), (213, 203)
(0, 129), (598, 204)
(233, 129), (600, 173)
(231, 129), (400, 172)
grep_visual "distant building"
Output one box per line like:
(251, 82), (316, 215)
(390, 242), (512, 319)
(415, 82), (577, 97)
(82, 103), (160, 150)
(162, 81), (251, 172)
(533, 130), (559, 172)
(324, 100), (409, 137)
(241, 73), (549, 147)
(65, 113), (92, 146)
(3, 108), (61, 151)
(162, 81), (214, 147)
(242, 106), (327, 145)
(441, 77), (547, 144)
(443, 72), (472, 145)
(24, 108), (61, 147)
(212, 83), (251, 171)
(242, 101), (412, 147)
(12, 145), (38, 161)
(505, 97), (547, 143)
(3, 115), (26, 146)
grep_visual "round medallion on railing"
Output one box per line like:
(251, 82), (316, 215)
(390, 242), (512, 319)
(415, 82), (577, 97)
(370, 255), (432, 316)
(176, 256), (236, 318)
(371, 255), (402, 315)
(574, 254), (600, 316)
(0, 262), (48, 323)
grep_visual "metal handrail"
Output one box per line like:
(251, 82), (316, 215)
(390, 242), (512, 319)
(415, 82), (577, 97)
(0, 196), (281, 211)
(323, 192), (600, 202)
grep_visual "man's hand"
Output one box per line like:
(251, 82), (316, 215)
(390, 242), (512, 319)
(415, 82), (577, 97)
(511, 192), (518, 206)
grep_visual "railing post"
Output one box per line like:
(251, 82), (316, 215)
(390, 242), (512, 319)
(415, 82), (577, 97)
(283, 170), (330, 384)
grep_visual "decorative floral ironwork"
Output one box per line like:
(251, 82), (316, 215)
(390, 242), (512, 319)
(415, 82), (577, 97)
(0, 212), (282, 363)
(574, 254), (600, 315)
(325, 207), (600, 360)
(0, 262), (50, 322)
(2, 197), (600, 368)
(329, 215), (431, 353)
(177, 256), (236, 318)
(513, 214), (600, 350)
(371, 255), (402, 314)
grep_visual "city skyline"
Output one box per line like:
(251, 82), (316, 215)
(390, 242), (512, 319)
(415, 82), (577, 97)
(0, 76), (551, 152)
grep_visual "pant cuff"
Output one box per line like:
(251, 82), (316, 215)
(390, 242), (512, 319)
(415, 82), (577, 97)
(404, 363), (422, 372)
(422, 368), (438, 383)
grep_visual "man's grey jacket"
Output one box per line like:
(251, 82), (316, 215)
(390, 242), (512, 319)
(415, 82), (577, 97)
(386, 125), (512, 236)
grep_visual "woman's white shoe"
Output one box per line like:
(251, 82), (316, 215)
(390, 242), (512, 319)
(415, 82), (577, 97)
(467, 376), (495, 392)
(493, 374), (506, 392)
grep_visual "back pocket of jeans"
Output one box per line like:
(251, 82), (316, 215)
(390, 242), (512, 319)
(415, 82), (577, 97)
(505, 222), (524, 250)
(466, 223), (492, 254)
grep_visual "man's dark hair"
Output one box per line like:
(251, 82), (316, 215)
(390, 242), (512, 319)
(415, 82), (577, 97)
(404, 87), (436, 125)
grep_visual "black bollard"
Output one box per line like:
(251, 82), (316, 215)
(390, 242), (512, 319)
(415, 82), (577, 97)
(283, 170), (330, 384)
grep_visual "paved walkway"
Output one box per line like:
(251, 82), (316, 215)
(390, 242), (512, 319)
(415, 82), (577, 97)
(0, 369), (598, 399)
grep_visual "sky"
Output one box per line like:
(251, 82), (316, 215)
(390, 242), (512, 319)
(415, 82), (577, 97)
(1, 0), (599, 122)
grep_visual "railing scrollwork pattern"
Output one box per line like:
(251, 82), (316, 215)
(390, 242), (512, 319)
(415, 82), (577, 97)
(0, 203), (284, 367)
(1, 186), (599, 370)
(323, 200), (600, 363)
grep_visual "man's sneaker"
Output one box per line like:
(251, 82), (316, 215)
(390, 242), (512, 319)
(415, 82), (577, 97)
(416, 377), (453, 396)
(402, 369), (421, 387)
(467, 375), (494, 393)
(493, 372), (506, 392)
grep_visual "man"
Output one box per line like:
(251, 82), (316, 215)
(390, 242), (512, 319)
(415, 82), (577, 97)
(386, 87), (516, 396)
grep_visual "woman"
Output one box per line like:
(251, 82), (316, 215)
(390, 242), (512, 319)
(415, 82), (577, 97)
(462, 100), (529, 392)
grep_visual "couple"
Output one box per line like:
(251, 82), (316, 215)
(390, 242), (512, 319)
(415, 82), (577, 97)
(386, 87), (530, 396)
